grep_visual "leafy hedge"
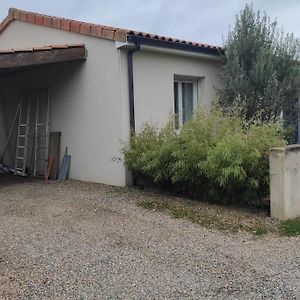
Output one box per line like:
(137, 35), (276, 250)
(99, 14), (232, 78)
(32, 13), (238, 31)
(122, 109), (286, 206)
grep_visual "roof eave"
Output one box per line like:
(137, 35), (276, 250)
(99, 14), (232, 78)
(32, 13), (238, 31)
(127, 35), (223, 57)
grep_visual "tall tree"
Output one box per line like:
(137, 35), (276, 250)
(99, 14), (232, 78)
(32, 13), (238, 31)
(220, 4), (300, 134)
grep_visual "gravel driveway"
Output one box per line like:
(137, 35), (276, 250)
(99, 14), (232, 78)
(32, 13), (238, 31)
(0, 176), (299, 299)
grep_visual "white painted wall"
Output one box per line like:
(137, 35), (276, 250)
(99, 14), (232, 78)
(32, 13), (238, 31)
(0, 19), (222, 186)
(133, 49), (222, 130)
(0, 20), (129, 186)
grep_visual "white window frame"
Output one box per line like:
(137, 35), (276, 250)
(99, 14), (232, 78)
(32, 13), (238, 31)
(174, 78), (198, 128)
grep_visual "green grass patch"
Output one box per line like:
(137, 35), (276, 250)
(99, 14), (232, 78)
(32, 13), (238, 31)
(278, 217), (300, 237)
(252, 224), (269, 236)
(137, 199), (273, 236)
(106, 185), (298, 238)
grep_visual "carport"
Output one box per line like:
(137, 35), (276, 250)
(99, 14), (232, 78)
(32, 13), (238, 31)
(0, 44), (87, 178)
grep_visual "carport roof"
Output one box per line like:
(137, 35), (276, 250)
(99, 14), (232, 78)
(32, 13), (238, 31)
(0, 44), (87, 75)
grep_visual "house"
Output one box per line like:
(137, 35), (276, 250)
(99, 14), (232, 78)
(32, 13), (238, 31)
(0, 8), (223, 186)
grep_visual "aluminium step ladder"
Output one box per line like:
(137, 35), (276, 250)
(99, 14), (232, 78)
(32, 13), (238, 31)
(14, 89), (51, 177)
(14, 97), (31, 176)
(33, 90), (50, 177)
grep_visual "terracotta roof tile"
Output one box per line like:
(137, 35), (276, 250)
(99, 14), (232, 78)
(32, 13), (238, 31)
(52, 18), (61, 29)
(114, 28), (128, 42)
(0, 14), (13, 33)
(80, 23), (91, 35)
(35, 14), (44, 26)
(43, 15), (52, 27)
(33, 46), (52, 51)
(13, 10), (20, 19)
(20, 11), (27, 22)
(102, 27), (115, 40)
(61, 19), (70, 31)
(50, 44), (69, 49)
(70, 21), (81, 33)
(0, 8), (223, 52)
(27, 13), (35, 24)
(90, 26), (103, 38)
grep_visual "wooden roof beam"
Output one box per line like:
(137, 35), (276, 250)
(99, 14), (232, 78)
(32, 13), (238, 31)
(0, 45), (87, 70)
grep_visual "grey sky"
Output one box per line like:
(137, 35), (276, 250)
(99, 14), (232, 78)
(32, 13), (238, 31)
(0, 0), (299, 46)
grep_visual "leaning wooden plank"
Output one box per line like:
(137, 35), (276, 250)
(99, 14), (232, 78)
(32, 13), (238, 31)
(45, 156), (55, 181)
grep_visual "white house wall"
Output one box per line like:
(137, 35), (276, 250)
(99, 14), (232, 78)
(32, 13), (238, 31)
(0, 20), (129, 186)
(0, 19), (222, 186)
(133, 49), (222, 131)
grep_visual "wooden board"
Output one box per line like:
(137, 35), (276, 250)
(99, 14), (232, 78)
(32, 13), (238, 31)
(0, 46), (87, 70)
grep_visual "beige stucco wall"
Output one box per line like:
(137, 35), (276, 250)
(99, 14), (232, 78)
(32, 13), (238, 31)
(0, 20), (130, 186)
(0, 19), (222, 186)
(133, 49), (222, 130)
(270, 145), (300, 220)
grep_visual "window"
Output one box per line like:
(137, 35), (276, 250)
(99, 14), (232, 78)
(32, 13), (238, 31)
(174, 78), (198, 128)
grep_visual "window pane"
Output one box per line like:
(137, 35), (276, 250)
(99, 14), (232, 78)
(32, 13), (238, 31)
(174, 82), (179, 128)
(182, 82), (194, 124)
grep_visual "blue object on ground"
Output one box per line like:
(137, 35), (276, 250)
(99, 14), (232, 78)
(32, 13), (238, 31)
(0, 164), (9, 174)
(58, 148), (71, 181)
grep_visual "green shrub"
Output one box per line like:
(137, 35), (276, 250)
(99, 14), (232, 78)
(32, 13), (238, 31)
(122, 108), (286, 206)
(123, 121), (178, 187)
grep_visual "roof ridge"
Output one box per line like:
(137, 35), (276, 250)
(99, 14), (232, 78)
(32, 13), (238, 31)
(0, 8), (223, 51)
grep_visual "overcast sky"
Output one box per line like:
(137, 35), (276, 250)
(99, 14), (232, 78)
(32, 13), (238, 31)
(0, 0), (299, 46)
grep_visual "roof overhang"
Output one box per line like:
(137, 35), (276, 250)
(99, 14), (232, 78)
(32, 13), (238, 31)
(0, 44), (87, 75)
(127, 35), (223, 57)
(116, 39), (223, 61)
